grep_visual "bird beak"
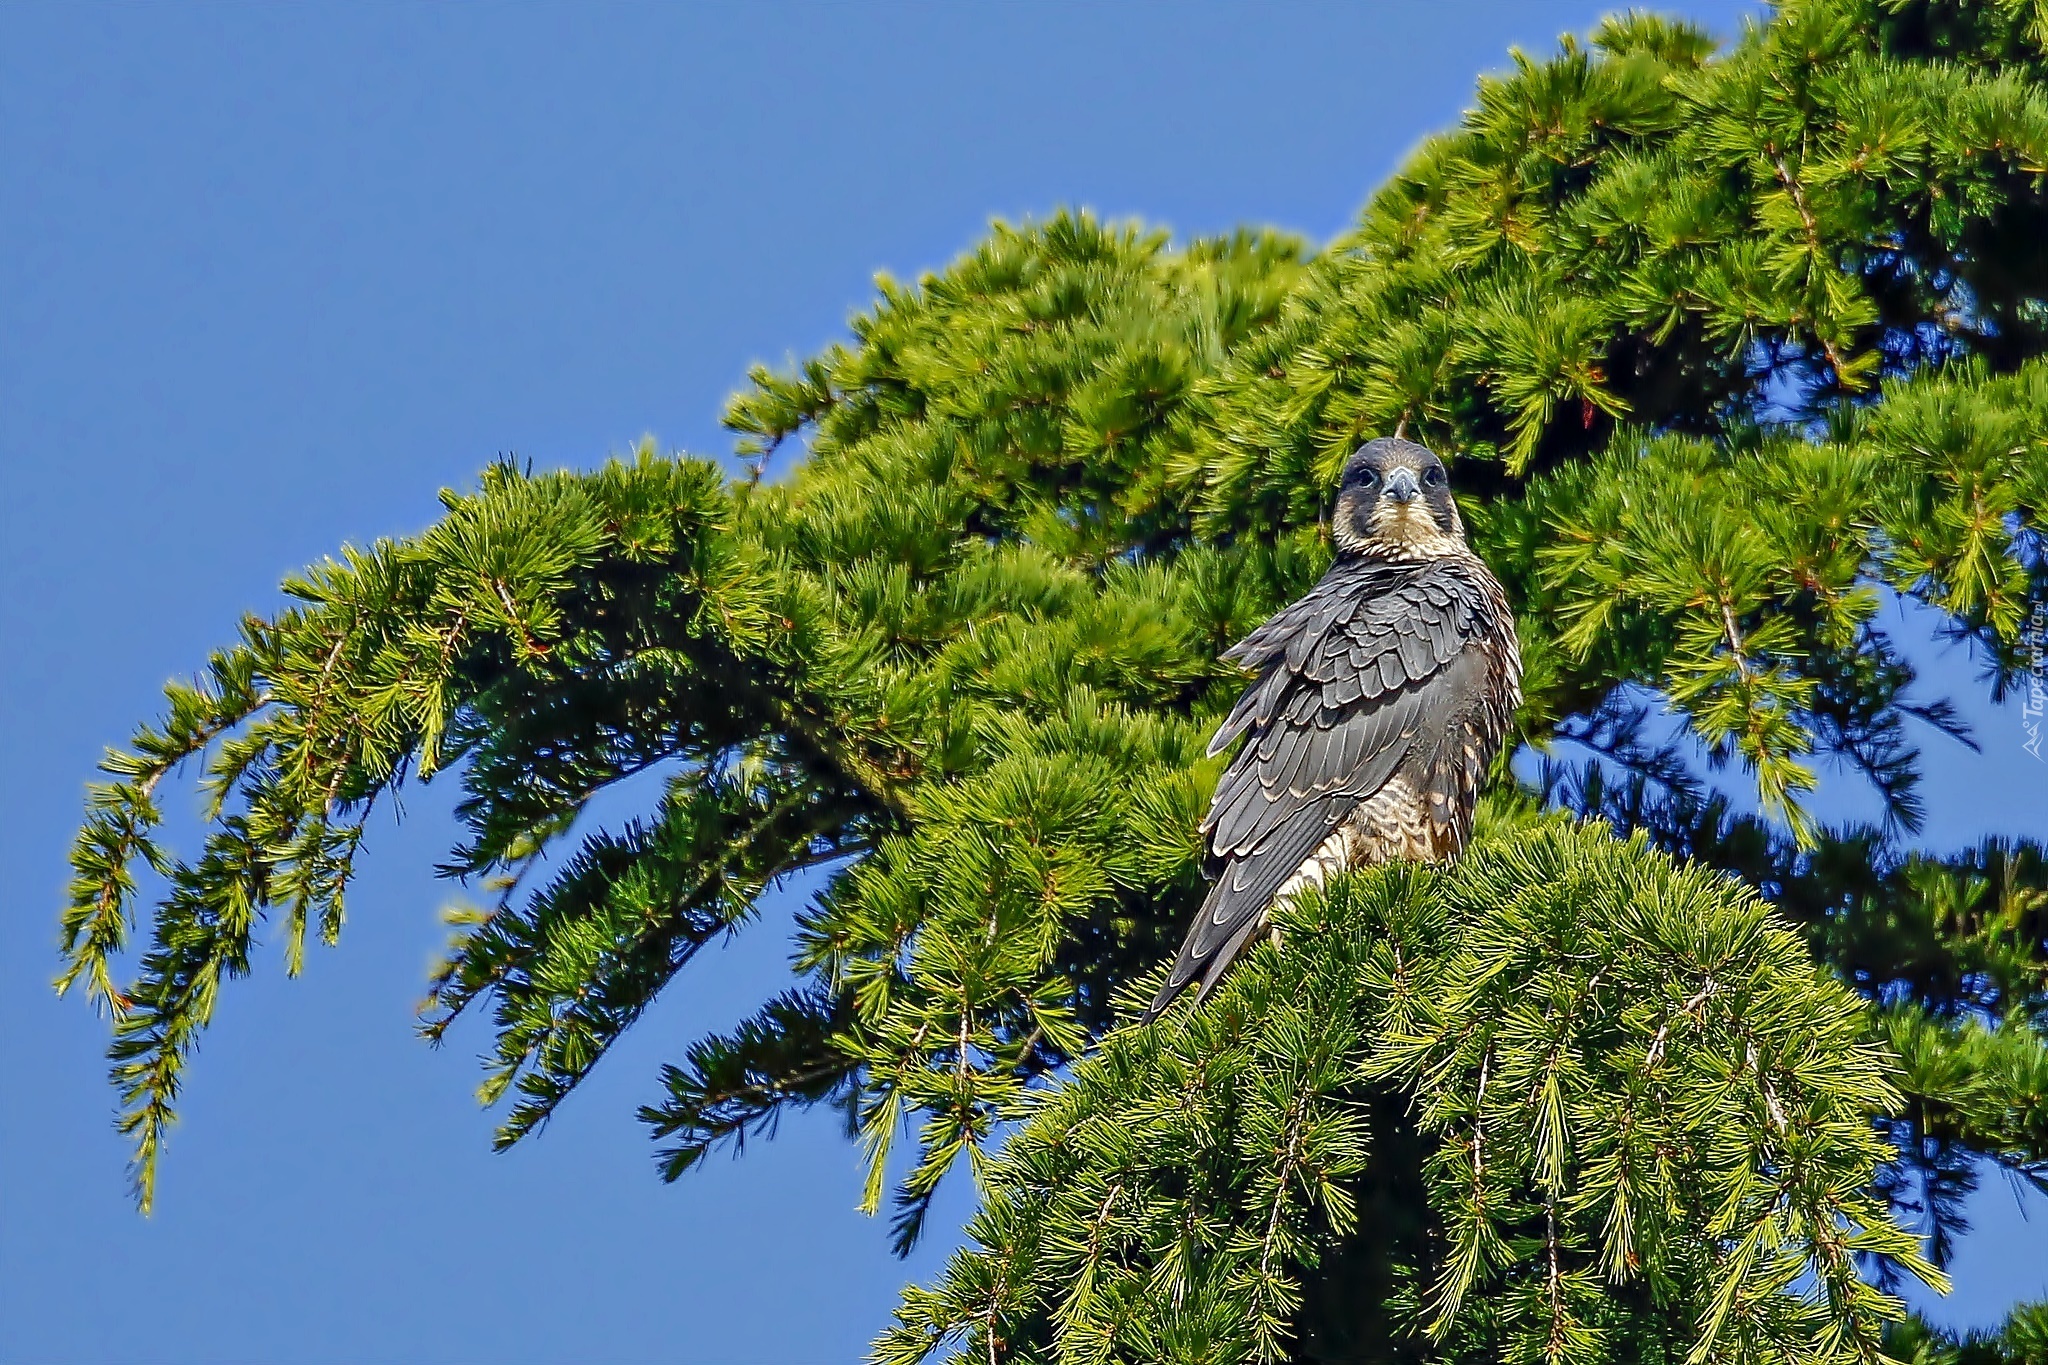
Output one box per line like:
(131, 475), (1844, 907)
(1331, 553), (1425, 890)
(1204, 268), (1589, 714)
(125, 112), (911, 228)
(1383, 467), (1420, 504)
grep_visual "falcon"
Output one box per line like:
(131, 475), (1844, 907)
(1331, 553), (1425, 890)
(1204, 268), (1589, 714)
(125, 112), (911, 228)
(1141, 437), (1521, 1022)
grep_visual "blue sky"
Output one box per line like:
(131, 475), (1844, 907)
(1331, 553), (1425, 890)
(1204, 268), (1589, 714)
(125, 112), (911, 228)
(3, 3), (2042, 1361)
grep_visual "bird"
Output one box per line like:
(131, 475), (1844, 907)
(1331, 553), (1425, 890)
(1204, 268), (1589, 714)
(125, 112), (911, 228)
(1141, 437), (1522, 1023)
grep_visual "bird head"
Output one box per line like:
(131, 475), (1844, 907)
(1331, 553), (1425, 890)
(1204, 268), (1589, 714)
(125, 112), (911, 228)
(1332, 437), (1466, 559)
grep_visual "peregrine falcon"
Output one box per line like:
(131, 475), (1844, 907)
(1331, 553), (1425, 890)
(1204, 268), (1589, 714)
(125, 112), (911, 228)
(1142, 437), (1521, 1022)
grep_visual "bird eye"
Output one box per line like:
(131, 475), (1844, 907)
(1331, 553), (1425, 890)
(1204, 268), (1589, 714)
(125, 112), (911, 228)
(1357, 468), (1378, 487)
(1423, 466), (1445, 488)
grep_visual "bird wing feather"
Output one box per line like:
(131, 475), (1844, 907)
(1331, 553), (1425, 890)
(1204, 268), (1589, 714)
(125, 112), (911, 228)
(1145, 558), (1504, 1020)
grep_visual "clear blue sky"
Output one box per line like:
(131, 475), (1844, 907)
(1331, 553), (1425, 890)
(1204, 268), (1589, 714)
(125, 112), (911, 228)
(3, 3), (2041, 1362)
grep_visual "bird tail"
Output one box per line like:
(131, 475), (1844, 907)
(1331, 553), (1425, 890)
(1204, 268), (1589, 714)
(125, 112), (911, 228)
(1137, 910), (1264, 1025)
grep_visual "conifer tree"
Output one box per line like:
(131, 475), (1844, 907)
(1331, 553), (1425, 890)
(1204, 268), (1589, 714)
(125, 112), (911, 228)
(60, 1), (2047, 1359)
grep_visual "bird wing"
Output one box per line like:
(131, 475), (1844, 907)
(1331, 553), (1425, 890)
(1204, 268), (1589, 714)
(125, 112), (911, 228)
(1142, 560), (1503, 1020)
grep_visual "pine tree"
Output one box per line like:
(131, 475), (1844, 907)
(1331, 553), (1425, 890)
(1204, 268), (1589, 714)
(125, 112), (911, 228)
(59, 2), (2047, 1360)
(881, 818), (1939, 1365)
